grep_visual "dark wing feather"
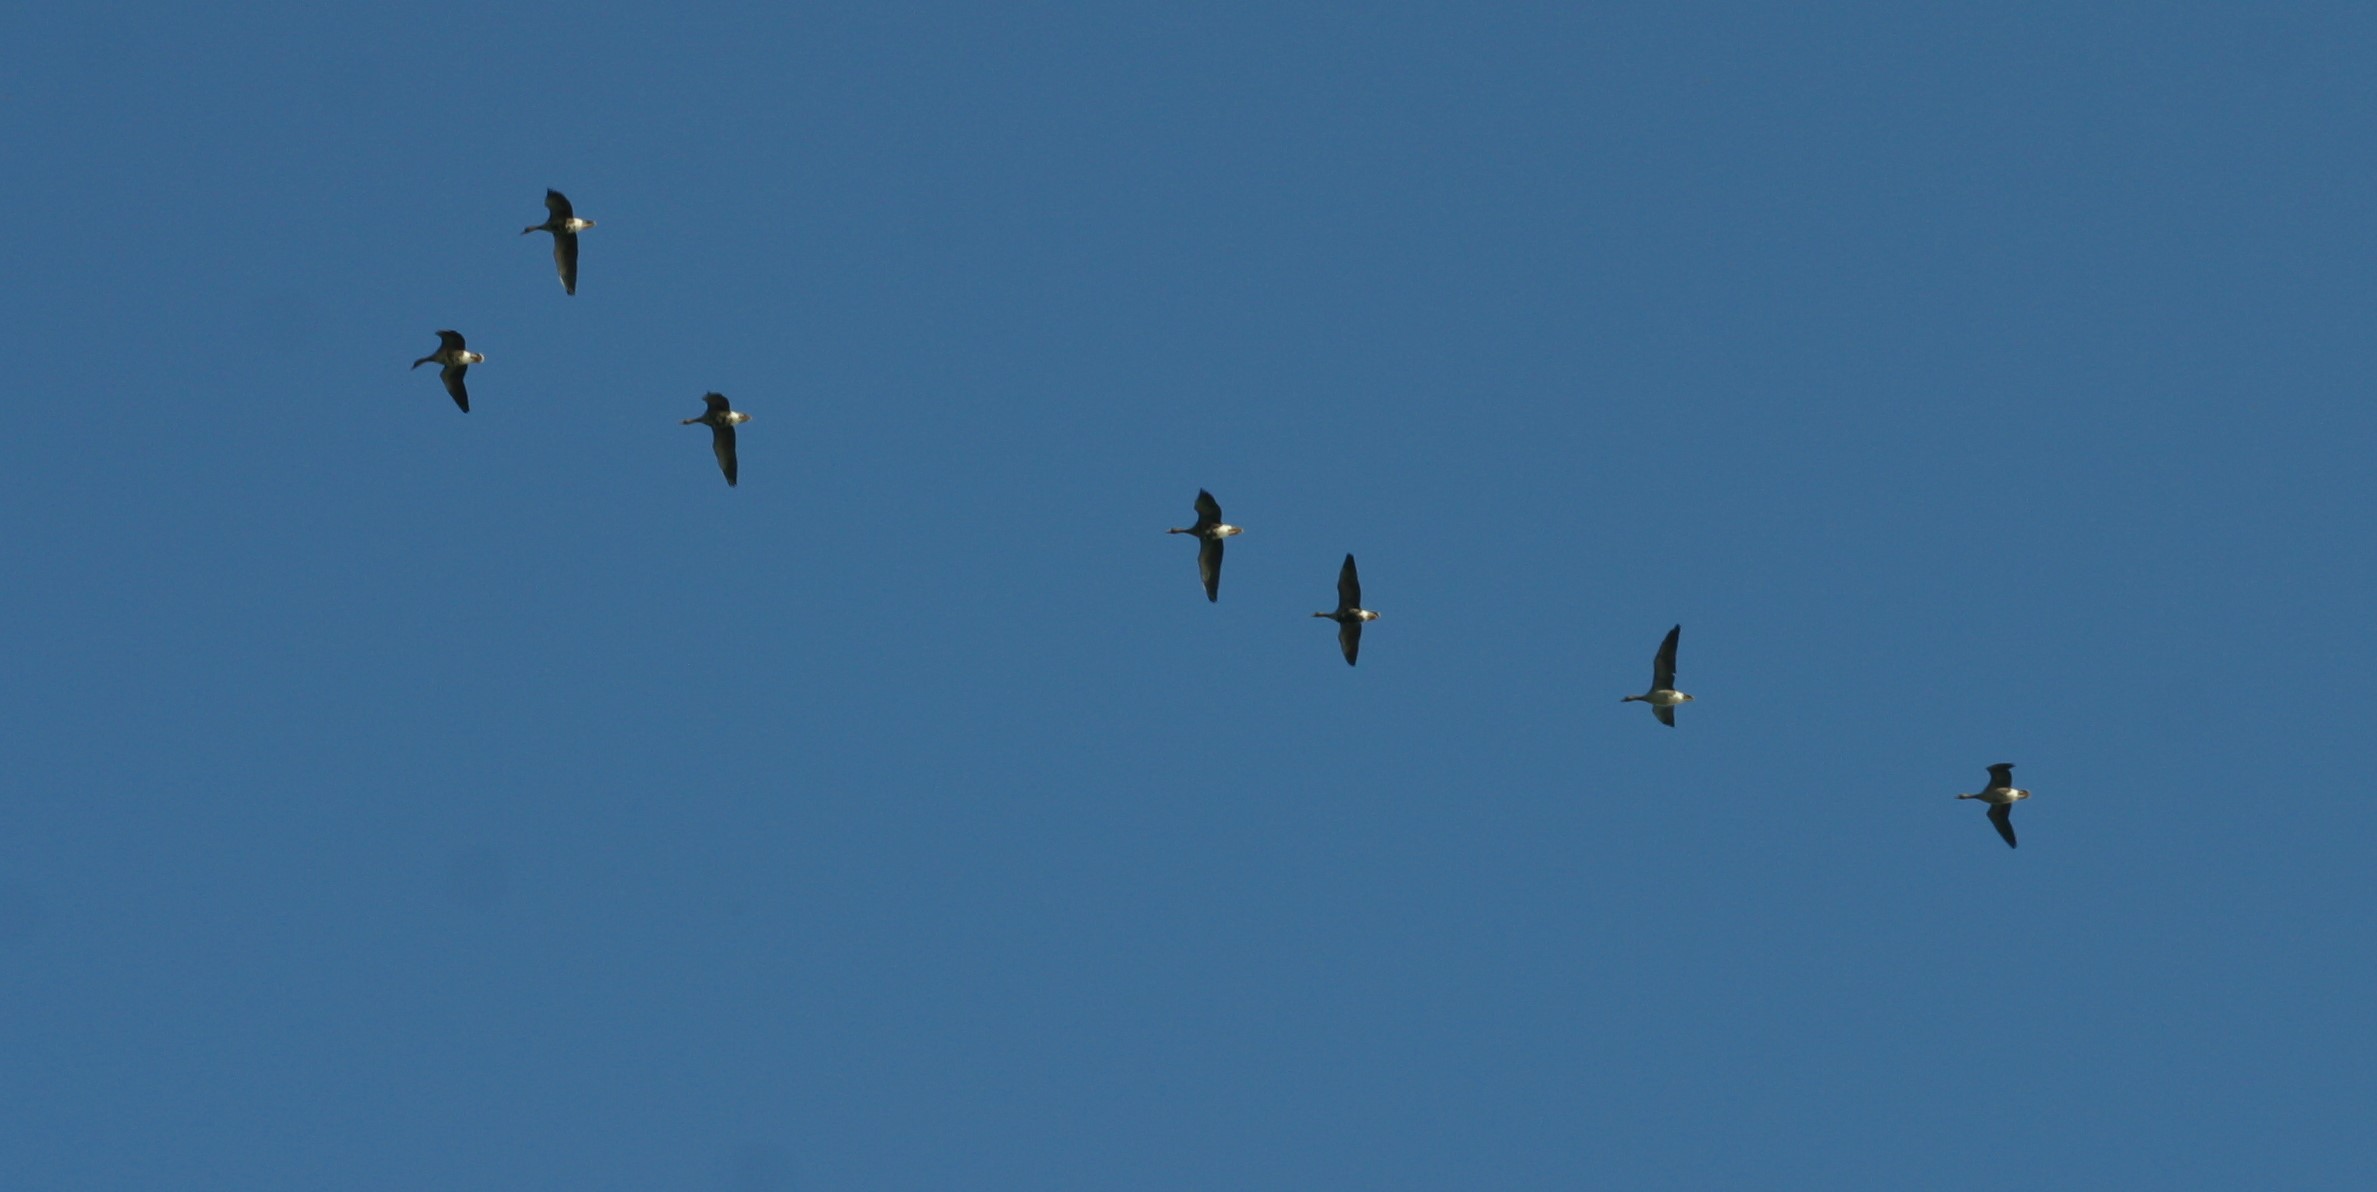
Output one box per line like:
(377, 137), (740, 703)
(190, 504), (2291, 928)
(440, 363), (470, 412)
(1988, 802), (2018, 848)
(1339, 618), (1361, 666)
(703, 392), (733, 415)
(1986, 763), (2015, 791)
(1198, 536), (1223, 602)
(1653, 624), (1681, 691)
(545, 189), (573, 220)
(1192, 489), (1223, 532)
(554, 232), (578, 295)
(1337, 554), (1360, 613)
(436, 329), (466, 352)
(711, 424), (738, 486)
(1654, 703), (1676, 727)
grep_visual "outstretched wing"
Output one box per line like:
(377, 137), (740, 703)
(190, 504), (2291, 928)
(1986, 763), (2015, 791)
(1192, 489), (1223, 533)
(711, 424), (739, 486)
(1653, 624), (1681, 691)
(1654, 703), (1676, 727)
(1198, 535), (1223, 602)
(545, 189), (574, 221)
(1338, 618), (1361, 666)
(440, 363), (470, 412)
(703, 392), (733, 416)
(1988, 802), (2018, 849)
(554, 232), (579, 295)
(436, 329), (467, 353)
(1337, 554), (1361, 613)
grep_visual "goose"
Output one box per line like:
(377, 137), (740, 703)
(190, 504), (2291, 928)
(1166, 489), (1241, 602)
(1956, 763), (2031, 849)
(521, 189), (595, 295)
(1620, 624), (1692, 726)
(1312, 554), (1380, 666)
(681, 393), (750, 486)
(410, 330), (482, 412)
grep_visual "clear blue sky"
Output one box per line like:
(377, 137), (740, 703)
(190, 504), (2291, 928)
(6, 2), (2375, 1188)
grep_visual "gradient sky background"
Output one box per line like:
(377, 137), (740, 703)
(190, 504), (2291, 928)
(6, 2), (2377, 1188)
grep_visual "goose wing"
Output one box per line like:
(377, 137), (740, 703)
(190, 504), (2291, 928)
(1652, 624), (1681, 691)
(1336, 554), (1361, 613)
(1192, 489), (1223, 533)
(1987, 802), (2018, 849)
(1653, 703), (1675, 727)
(554, 232), (578, 295)
(435, 329), (467, 353)
(703, 392), (733, 416)
(711, 423), (739, 486)
(545, 189), (574, 221)
(1198, 535), (1223, 602)
(1338, 618), (1361, 666)
(440, 363), (470, 412)
(1986, 762), (2015, 791)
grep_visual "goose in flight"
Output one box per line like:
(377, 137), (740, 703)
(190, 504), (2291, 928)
(1956, 763), (2031, 849)
(522, 189), (596, 295)
(1620, 624), (1693, 726)
(1166, 489), (1241, 602)
(410, 330), (482, 412)
(1312, 554), (1380, 665)
(681, 393), (750, 486)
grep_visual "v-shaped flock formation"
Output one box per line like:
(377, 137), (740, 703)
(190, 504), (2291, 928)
(420, 189), (2039, 851)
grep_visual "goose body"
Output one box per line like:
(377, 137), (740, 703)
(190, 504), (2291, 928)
(1620, 624), (1693, 726)
(1312, 553), (1380, 665)
(522, 189), (596, 294)
(1956, 763), (2032, 849)
(681, 392), (750, 486)
(1166, 489), (1242, 602)
(410, 330), (483, 412)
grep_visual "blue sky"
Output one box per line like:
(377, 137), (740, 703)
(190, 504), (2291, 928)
(6, 2), (2377, 1187)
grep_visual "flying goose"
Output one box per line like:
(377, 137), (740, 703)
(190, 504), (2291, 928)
(521, 189), (596, 295)
(1620, 624), (1693, 726)
(1166, 489), (1242, 602)
(1312, 554), (1380, 665)
(681, 393), (750, 486)
(410, 330), (482, 412)
(1956, 763), (2031, 849)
